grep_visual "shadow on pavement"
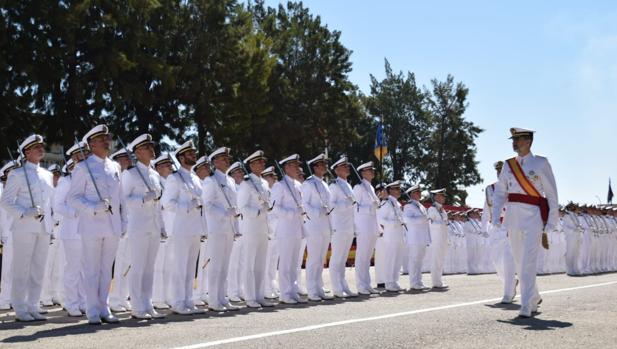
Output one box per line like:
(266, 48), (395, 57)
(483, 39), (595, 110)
(497, 316), (573, 331)
(484, 302), (520, 311)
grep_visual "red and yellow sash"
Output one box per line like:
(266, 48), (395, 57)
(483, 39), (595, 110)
(506, 157), (549, 226)
(506, 158), (541, 197)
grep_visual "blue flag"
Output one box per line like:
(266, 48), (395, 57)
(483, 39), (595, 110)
(374, 122), (388, 161)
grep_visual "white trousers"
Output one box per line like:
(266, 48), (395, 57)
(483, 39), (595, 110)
(408, 244), (427, 288)
(11, 232), (50, 314)
(152, 239), (171, 305)
(277, 234), (302, 301)
(40, 239), (64, 304)
(128, 232), (160, 312)
(227, 237), (244, 299)
(264, 238), (279, 296)
(61, 239), (86, 310)
(490, 235), (516, 298)
(429, 228), (449, 287)
(509, 228), (542, 310)
(206, 233), (234, 308)
(193, 240), (209, 301)
(374, 237), (387, 284)
(242, 231), (269, 302)
(383, 235), (403, 287)
(465, 234), (479, 274)
(0, 235), (14, 305)
(296, 238), (307, 292)
(109, 236), (130, 307)
(169, 235), (200, 309)
(305, 231), (330, 297)
(328, 231), (354, 294)
(355, 232), (377, 291)
(82, 236), (119, 318)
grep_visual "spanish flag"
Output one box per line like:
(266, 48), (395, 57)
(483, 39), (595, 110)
(374, 121), (388, 161)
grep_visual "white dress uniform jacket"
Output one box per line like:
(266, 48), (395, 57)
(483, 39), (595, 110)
(271, 175), (304, 302)
(52, 175), (85, 312)
(238, 173), (271, 303)
(202, 169), (238, 309)
(0, 162), (54, 316)
(161, 167), (204, 311)
(122, 162), (164, 313)
(491, 152), (558, 315)
(301, 175), (332, 298)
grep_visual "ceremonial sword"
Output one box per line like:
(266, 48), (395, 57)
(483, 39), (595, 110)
(8, 145), (43, 221)
(74, 136), (112, 214)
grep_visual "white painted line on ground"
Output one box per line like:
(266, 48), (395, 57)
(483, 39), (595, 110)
(171, 280), (617, 349)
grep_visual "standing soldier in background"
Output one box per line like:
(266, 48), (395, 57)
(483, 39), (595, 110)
(109, 148), (132, 313)
(0, 135), (54, 322)
(373, 183), (387, 289)
(301, 154), (335, 301)
(481, 161), (517, 303)
(427, 189), (450, 289)
(0, 161), (19, 310)
(328, 156), (358, 298)
(193, 155), (211, 307)
(68, 125), (125, 325)
(40, 164), (64, 308)
(352, 162), (380, 295)
(226, 161), (245, 303)
(491, 128), (559, 318)
(54, 142), (89, 316)
(272, 154), (307, 304)
(152, 154), (174, 310)
(161, 141), (206, 315)
(202, 147), (241, 311)
(122, 134), (166, 319)
(238, 151), (275, 308)
(262, 166), (280, 300)
(403, 184), (431, 290)
(377, 181), (406, 292)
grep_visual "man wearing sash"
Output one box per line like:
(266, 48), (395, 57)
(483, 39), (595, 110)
(492, 127), (559, 318)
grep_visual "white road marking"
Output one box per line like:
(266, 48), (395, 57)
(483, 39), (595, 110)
(171, 280), (617, 349)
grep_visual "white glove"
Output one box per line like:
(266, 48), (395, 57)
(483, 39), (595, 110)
(190, 198), (201, 210)
(226, 207), (239, 217)
(22, 206), (42, 218)
(92, 201), (109, 215)
(320, 206), (329, 216)
(143, 191), (158, 203)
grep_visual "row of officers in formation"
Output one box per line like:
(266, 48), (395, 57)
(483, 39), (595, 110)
(1, 125), (616, 323)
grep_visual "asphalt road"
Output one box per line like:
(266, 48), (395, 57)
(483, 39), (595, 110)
(1, 269), (616, 349)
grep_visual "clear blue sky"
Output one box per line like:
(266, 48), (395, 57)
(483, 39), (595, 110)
(266, 0), (617, 207)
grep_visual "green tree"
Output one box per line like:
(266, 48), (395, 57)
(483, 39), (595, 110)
(363, 59), (431, 183)
(250, 0), (367, 164)
(424, 75), (483, 204)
